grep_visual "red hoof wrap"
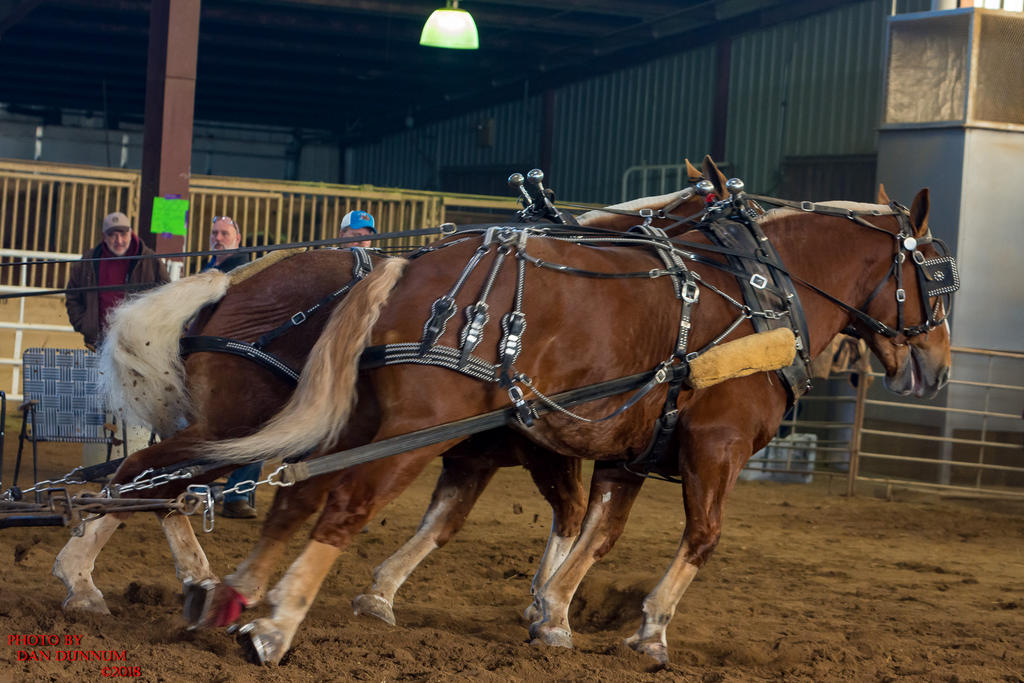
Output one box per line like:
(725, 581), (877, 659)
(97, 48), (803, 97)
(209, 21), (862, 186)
(213, 585), (248, 627)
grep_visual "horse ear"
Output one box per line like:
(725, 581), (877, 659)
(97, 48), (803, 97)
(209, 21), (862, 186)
(909, 188), (930, 238)
(702, 155), (730, 198)
(684, 158), (702, 183)
(877, 183), (890, 205)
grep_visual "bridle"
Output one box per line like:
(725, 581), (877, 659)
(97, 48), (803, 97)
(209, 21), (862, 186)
(742, 194), (960, 340)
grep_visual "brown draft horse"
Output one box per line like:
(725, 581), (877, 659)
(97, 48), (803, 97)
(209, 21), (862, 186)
(198, 167), (953, 666)
(52, 187), (708, 620)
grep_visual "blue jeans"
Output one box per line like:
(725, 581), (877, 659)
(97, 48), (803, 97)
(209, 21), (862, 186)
(223, 463), (262, 503)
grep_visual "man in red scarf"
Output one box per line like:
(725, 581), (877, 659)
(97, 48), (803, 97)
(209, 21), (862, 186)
(65, 211), (170, 349)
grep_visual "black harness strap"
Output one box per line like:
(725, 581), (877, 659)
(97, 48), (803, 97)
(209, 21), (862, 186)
(623, 223), (699, 471)
(696, 214), (812, 403)
(180, 249), (378, 386)
(103, 369), (661, 493)
(360, 343), (499, 383)
(254, 248), (375, 349)
(286, 370), (657, 483)
(180, 336), (301, 385)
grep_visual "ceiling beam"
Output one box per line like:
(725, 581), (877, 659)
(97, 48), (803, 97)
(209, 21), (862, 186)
(346, 0), (866, 142)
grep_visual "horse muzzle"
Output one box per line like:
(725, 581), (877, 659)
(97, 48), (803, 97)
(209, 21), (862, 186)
(884, 344), (949, 399)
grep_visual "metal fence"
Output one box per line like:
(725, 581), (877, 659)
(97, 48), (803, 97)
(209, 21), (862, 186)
(748, 347), (1024, 499)
(181, 176), (449, 275)
(0, 159), (137, 290)
(0, 157), (518, 281)
(0, 157), (519, 399)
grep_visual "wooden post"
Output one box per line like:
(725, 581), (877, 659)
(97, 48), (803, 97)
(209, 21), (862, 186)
(846, 371), (869, 497)
(139, 0), (200, 274)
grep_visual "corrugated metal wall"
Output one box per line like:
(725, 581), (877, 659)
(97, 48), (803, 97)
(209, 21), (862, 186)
(551, 47), (717, 202)
(727, 1), (889, 193)
(350, 0), (919, 204)
(349, 96), (542, 191)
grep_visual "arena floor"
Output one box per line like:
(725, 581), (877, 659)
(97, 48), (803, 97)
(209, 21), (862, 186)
(2, 438), (1022, 682)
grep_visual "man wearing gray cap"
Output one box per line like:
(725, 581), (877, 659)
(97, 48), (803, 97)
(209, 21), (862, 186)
(65, 211), (170, 349)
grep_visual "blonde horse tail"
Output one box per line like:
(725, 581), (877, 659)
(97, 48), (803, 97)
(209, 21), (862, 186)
(100, 271), (231, 437)
(202, 257), (408, 463)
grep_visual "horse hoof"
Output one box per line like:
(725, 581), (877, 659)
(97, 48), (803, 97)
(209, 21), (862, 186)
(529, 625), (573, 649)
(352, 593), (396, 626)
(61, 591), (110, 615)
(237, 620), (287, 666)
(183, 579), (247, 630)
(625, 636), (670, 667)
(522, 600), (541, 624)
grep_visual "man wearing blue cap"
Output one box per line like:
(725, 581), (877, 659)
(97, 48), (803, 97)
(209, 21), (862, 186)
(339, 210), (376, 248)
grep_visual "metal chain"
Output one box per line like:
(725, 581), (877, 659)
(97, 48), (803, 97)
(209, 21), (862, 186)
(106, 462), (294, 499)
(2, 468), (89, 499)
(216, 465), (296, 498)
(518, 376), (605, 424)
(107, 467), (196, 496)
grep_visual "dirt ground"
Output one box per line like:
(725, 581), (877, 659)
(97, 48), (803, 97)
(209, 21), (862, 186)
(1, 437), (1022, 683)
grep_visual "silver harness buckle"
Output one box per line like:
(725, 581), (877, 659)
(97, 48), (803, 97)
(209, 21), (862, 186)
(682, 280), (699, 303)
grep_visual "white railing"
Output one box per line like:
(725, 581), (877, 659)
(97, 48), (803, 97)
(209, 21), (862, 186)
(748, 347), (1024, 499)
(0, 249), (81, 401)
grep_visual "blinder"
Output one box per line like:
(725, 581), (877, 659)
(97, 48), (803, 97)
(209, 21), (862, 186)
(901, 228), (959, 336)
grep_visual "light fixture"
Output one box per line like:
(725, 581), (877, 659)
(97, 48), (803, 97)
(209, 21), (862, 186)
(419, 0), (478, 50)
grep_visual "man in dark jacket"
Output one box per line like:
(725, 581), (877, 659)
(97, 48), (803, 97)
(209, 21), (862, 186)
(65, 211), (170, 349)
(201, 216), (250, 273)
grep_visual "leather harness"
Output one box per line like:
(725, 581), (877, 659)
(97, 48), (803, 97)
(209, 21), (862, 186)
(179, 248), (376, 384)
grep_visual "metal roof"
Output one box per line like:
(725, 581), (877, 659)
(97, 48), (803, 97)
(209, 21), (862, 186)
(0, 0), (864, 143)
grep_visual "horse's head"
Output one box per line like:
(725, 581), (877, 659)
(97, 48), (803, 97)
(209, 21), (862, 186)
(852, 189), (955, 399)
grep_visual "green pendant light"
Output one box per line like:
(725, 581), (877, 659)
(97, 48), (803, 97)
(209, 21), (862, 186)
(419, 0), (479, 50)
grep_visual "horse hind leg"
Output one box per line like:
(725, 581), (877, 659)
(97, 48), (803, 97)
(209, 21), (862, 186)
(55, 432), (210, 614)
(353, 451), (503, 626)
(185, 472), (338, 630)
(529, 462), (644, 649)
(236, 442), (446, 665)
(237, 539), (340, 665)
(53, 512), (130, 614)
(160, 511), (215, 586)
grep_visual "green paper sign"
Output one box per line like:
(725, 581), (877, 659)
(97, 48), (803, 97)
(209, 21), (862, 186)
(151, 197), (189, 236)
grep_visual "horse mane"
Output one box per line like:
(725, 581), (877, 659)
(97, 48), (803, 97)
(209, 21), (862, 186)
(227, 247), (307, 286)
(100, 270), (231, 437)
(201, 257), (409, 463)
(576, 188), (695, 226)
(761, 201), (889, 225)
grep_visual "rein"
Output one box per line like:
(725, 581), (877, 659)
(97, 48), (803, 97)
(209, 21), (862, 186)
(742, 193), (959, 339)
(99, 368), (664, 496)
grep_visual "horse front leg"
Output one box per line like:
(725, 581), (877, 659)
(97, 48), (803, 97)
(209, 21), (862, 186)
(236, 441), (452, 666)
(184, 472), (339, 630)
(624, 431), (750, 666)
(529, 461), (644, 649)
(353, 449), (504, 625)
(522, 450), (585, 623)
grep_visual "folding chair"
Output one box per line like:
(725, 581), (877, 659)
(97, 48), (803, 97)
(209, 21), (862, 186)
(13, 348), (128, 488)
